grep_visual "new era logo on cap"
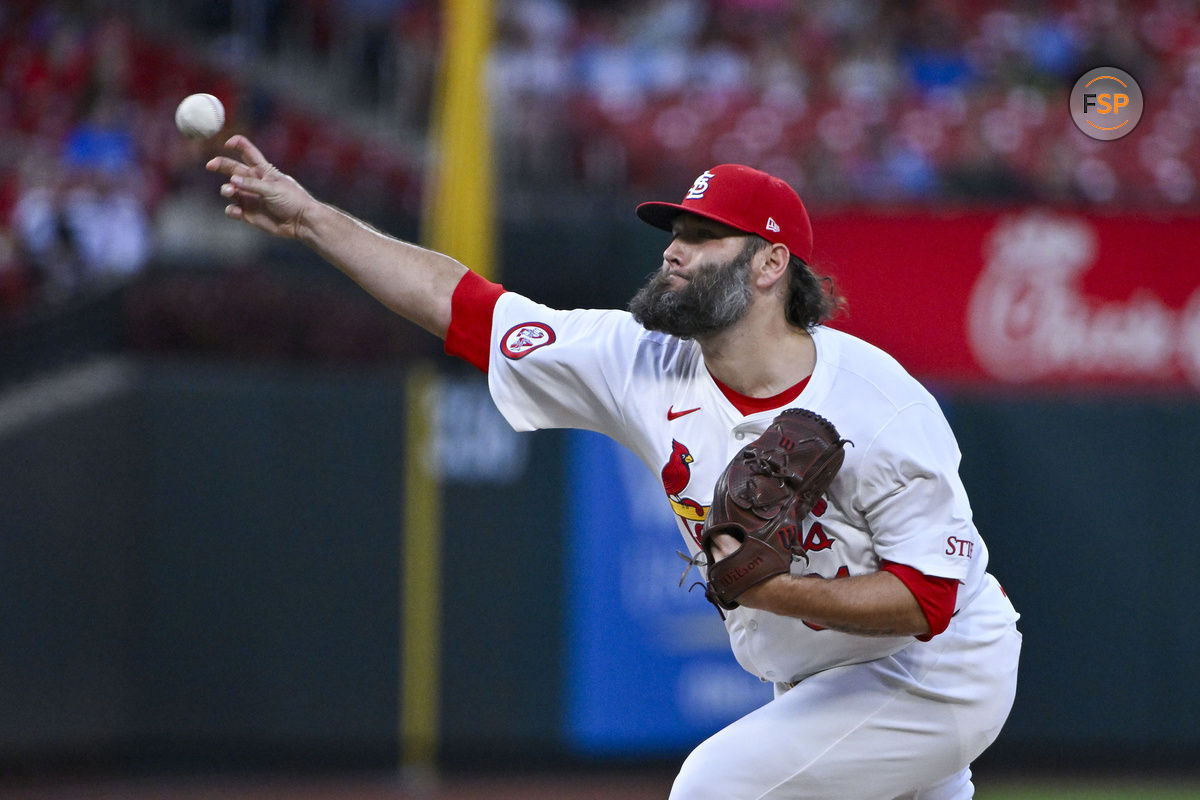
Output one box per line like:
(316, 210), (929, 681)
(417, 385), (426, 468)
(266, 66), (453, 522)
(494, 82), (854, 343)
(635, 165), (813, 263)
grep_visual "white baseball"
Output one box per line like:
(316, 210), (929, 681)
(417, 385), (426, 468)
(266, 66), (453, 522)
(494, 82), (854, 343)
(175, 93), (225, 140)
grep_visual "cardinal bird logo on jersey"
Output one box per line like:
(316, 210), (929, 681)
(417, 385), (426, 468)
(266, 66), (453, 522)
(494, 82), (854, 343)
(661, 440), (693, 495)
(661, 440), (708, 538)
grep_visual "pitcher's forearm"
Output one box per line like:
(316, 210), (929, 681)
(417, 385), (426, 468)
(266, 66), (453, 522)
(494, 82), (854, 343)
(738, 570), (930, 637)
(209, 136), (468, 339)
(298, 201), (467, 339)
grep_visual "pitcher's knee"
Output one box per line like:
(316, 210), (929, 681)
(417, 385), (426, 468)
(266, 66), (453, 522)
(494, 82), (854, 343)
(669, 742), (729, 800)
(670, 739), (792, 800)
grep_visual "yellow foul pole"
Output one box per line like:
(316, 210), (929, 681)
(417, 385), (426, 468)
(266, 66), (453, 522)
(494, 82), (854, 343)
(422, 0), (497, 279)
(402, 0), (495, 777)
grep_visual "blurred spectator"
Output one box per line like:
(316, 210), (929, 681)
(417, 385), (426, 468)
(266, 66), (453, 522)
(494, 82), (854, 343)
(60, 168), (152, 285)
(62, 92), (137, 176)
(9, 152), (151, 307)
(10, 153), (82, 304)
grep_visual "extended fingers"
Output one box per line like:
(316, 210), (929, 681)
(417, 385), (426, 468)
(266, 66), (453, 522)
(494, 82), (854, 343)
(207, 136), (273, 176)
(224, 134), (270, 168)
(206, 155), (252, 177)
(227, 172), (272, 194)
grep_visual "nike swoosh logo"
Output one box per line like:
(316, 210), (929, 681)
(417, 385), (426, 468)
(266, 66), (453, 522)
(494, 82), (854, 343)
(667, 405), (701, 421)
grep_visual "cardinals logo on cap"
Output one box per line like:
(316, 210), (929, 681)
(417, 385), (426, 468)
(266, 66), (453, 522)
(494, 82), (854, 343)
(636, 164), (814, 263)
(685, 170), (716, 200)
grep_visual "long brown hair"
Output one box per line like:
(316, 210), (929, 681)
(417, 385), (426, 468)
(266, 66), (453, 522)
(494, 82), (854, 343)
(747, 236), (843, 330)
(785, 255), (843, 330)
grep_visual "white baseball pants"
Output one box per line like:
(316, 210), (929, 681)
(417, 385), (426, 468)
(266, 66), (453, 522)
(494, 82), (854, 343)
(670, 577), (1021, 800)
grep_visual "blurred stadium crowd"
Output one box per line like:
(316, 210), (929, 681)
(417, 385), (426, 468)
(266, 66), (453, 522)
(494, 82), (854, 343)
(495, 0), (1200, 208)
(1, 0), (1198, 346)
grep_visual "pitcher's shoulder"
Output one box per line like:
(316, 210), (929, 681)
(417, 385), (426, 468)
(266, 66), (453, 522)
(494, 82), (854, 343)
(813, 326), (938, 409)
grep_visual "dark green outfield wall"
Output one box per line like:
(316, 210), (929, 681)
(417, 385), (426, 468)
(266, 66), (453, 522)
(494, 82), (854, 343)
(949, 395), (1200, 763)
(2, 361), (1198, 769)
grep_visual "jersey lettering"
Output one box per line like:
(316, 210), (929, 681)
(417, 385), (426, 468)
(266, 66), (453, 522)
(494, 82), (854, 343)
(802, 521), (834, 552)
(945, 536), (975, 558)
(801, 496), (834, 552)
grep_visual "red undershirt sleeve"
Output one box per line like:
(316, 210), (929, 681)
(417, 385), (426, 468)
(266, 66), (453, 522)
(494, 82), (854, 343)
(880, 560), (959, 641)
(442, 270), (506, 372)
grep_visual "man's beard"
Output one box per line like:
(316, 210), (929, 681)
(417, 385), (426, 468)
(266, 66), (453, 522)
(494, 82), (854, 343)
(629, 239), (757, 338)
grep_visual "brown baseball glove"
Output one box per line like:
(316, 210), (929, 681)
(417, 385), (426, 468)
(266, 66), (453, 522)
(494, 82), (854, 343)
(700, 408), (850, 611)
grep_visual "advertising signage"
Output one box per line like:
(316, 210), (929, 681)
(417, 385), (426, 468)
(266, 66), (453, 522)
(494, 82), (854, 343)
(814, 211), (1200, 392)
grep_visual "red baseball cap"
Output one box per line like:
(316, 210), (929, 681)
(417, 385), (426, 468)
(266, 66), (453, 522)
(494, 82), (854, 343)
(636, 164), (813, 263)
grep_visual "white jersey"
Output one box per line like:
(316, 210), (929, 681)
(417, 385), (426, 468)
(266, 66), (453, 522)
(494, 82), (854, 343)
(487, 291), (1016, 684)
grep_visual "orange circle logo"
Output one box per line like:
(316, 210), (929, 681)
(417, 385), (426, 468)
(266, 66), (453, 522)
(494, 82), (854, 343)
(1070, 67), (1144, 141)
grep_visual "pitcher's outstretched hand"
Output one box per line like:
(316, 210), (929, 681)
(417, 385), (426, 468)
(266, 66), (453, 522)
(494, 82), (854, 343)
(206, 135), (315, 240)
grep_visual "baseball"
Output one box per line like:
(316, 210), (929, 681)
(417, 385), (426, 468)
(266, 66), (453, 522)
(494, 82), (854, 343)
(175, 93), (225, 140)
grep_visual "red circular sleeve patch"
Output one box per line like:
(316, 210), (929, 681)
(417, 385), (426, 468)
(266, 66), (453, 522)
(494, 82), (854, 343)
(501, 322), (556, 359)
